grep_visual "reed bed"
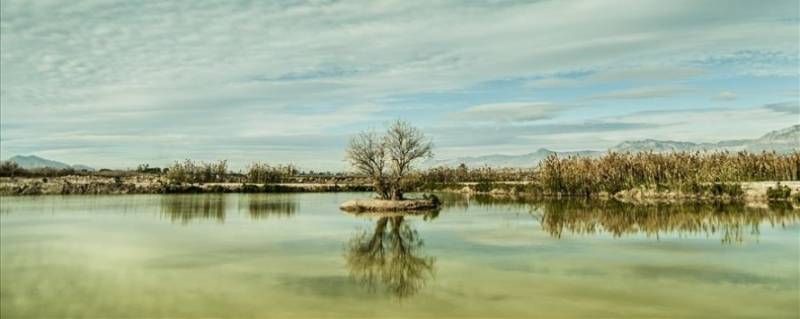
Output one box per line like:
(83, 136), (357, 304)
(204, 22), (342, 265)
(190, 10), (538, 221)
(165, 159), (229, 184)
(537, 151), (799, 196)
(245, 163), (298, 184)
(415, 165), (534, 184)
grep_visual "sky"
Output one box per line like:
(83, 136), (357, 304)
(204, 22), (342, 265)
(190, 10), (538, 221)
(1, 0), (798, 171)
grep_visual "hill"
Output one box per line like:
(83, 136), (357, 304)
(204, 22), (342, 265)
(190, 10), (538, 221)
(426, 125), (799, 168)
(5, 155), (95, 171)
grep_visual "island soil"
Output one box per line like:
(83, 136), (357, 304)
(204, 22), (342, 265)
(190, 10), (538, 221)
(339, 198), (440, 212)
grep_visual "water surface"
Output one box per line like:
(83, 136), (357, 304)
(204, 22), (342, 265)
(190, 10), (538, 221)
(1, 193), (798, 318)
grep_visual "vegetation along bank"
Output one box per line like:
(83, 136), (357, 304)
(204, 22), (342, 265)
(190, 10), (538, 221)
(1, 151), (798, 204)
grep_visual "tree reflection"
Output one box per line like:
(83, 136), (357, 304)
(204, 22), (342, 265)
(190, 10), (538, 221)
(345, 214), (435, 299)
(160, 194), (226, 224)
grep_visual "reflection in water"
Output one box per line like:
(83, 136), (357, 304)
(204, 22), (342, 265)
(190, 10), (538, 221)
(345, 215), (435, 299)
(159, 194), (301, 224)
(436, 193), (534, 210)
(243, 195), (297, 220)
(534, 200), (799, 244)
(160, 195), (226, 224)
(436, 193), (799, 244)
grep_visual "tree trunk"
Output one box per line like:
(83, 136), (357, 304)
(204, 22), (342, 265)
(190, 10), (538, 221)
(391, 189), (403, 200)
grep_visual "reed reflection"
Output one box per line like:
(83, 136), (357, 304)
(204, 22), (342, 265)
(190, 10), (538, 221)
(436, 192), (534, 210)
(242, 195), (297, 220)
(439, 193), (799, 244)
(345, 213), (436, 299)
(533, 200), (800, 244)
(160, 194), (226, 224)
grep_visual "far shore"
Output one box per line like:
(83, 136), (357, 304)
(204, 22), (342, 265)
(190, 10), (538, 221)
(435, 180), (800, 204)
(1, 175), (798, 207)
(0, 175), (371, 196)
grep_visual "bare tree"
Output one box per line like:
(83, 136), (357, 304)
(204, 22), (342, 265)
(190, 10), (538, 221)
(346, 130), (390, 199)
(385, 120), (433, 199)
(345, 120), (432, 200)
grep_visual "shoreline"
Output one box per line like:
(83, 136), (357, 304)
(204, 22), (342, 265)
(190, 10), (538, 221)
(0, 176), (371, 196)
(1, 176), (798, 206)
(420, 180), (800, 205)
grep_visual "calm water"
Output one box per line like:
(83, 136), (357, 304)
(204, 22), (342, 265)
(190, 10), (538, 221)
(1, 193), (798, 318)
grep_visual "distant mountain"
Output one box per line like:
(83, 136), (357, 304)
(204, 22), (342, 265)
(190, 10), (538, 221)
(735, 124), (799, 153)
(617, 124), (799, 154)
(423, 148), (599, 168)
(71, 164), (96, 171)
(426, 125), (800, 168)
(612, 139), (698, 153)
(5, 155), (95, 171)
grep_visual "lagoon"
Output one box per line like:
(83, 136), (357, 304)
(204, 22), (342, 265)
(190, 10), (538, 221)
(1, 193), (798, 318)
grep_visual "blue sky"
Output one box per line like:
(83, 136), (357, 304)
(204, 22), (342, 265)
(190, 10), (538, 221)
(1, 0), (798, 170)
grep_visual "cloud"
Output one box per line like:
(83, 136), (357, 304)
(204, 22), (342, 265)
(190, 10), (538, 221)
(451, 102), (565, 123)
(430, 121), (662, 155)
(588, 85), (693, 100)
(713, 91), (738, 101)
(528, 67), (705, 89)
(597, 105), (797, 143)
(691, 49), (800, 76)
(589, 67), (705, 83)
(1, 0), (798, 168)
(764, 101), (800, 114)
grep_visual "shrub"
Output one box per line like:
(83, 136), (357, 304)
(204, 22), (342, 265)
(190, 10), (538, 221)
(0, 162), (82, 178)
(136, 163), (163, 174)
(0, 161), (25, 177)
(766, 183), (792, 200)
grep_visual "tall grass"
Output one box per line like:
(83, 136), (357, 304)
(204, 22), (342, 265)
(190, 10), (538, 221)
(164, 160), (302, 184)
(246, 163), (297, 183)
(415, 164), (534, 184)
(165, 159), (228, 183)
(538, 151), (800, 196)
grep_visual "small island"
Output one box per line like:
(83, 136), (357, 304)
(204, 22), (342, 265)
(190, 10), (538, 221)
(340, 120), (441, 212)
(340, 197), (440, 212)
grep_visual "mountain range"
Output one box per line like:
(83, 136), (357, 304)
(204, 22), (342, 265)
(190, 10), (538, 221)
(4, 125), (798, 171)
(424, 124), (800, 168)
(5, 155), (95, 171)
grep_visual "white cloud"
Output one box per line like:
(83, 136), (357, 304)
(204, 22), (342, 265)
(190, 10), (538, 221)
(588, 85), (693, 100)
(451, 102), (564, 123)
(713, 91), (738, 101)
(431, 103), (798, 158)
(764, 101), (799, 114)
(598, 105), (796, 142)
(528, 67), (705, 89)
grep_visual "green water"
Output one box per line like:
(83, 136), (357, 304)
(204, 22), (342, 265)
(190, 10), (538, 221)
(1, 193), (798, 318)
